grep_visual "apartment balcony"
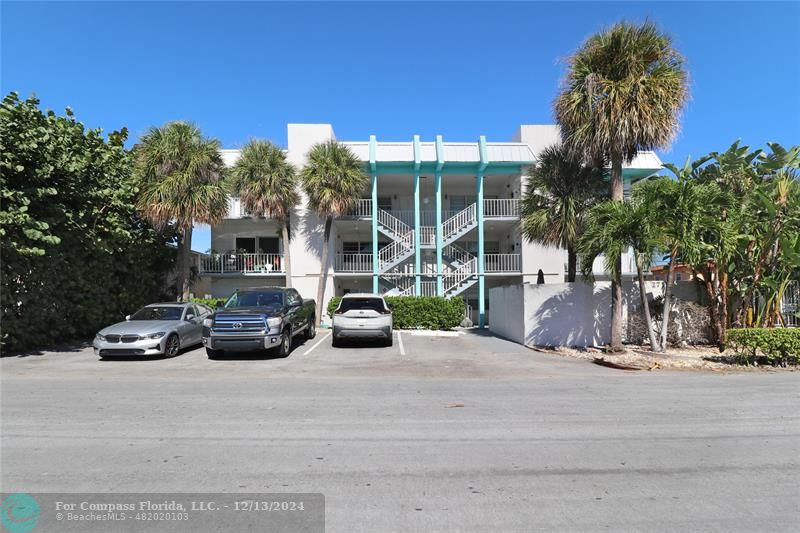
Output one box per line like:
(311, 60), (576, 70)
(198, 253), (285, 275)
(332, 252), (522, 274)
(341, 199), (520, 222)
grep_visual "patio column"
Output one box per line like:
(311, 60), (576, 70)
(413, 135), (422, 296)
(435, 135), (444, 296)
(477, 136), (488, 328)
(369, 135), (379, 293)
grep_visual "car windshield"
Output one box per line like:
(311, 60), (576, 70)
(338, 298), (387, 313)
(130, 306), (183, 321)
(225, 291), (284, 308)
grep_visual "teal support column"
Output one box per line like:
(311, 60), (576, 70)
(435, 135), (445, 296)
(413, 135), (422, 296)
(369, 135), (378, 293)
(476, 136), (488, 328)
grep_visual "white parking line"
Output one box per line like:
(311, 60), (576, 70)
(396, 330), (406, 356)
(303, 331), (331, 355)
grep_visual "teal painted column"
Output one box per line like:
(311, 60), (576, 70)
(369, 135), (378, 293)
(413, 135), (421, 296)
(435, 135), (445, 296)
(477, 136), (488, 328)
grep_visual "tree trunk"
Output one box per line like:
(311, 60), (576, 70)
(175, 230), (186, 302)
(282, 217), (292, 288)
(314, 217), (332, 327)
(609, 156), (624, 352)
(180, 225), (193, 301)
(658, 249), (677, 352)
(567, 247), (577, 282)
(637, 258), (658, 351)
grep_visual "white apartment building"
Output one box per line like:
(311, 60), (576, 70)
(197, 124), (662, 326)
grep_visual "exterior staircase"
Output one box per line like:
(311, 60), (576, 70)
(354, 203), (482, 298)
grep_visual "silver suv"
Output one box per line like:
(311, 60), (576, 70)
(331, 293), (393, 347)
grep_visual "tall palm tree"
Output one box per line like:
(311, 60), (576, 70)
(521, 144), (606, 282)
(301, 141), (369, 325)
(228, 140), (299, 287)
(555, 21), (688, 351)
(579, 198), (661, 351)
(133, 121), (228, 301)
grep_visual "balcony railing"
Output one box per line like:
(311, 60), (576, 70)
(484, 253), (521, 273)
(334, 253), (373, 273)
(199, 253), (284, 274)
(341, 199), (373, 219)
(483, 199), (520, 218)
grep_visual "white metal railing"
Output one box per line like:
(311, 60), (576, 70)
(484, 253), (522, 272)
(443, 257), (477, 295)
(781, 281), (799, 327)
(484, 199), (520, 218)
(378, 235), (414, 268)
(334, 253), (373, 273)
(199, 253), (284, 274)
(377, 208), (412, 238)
(420, 226), (435, 246)
(419, 281), (437, 296)
(442, 203), (477, 241)
(443, 243), (474, 266)
(343, 199), (372, 219)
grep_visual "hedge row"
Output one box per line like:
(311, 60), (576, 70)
(191, 297), (224, 308)
(726, 328), (800, 366)
(327, 296), (464, 330)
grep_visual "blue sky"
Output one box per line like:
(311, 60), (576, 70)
(3, 1), (799, 252)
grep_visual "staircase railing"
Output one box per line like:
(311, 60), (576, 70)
(443, 243), (474, 266)
(377, 208), (412, 239)
(378, 233), (413, 268)
(443, 257), (477, 296)
(442, 203), (477, 241)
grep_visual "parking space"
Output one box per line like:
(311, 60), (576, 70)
(0, 329), (610, 381)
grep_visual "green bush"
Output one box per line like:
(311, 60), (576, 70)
(1, 93), (175, 351)
(727, 328), (800, 366)
(190, 297), (224, 308)
(327, 295), (465, 330)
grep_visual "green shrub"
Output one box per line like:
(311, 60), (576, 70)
(190, 297), (224, 308)
(327, 295), (465, 330)
(727, 328), (800, 366)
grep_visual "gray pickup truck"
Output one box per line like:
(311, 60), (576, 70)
(202, 287), (316, 359)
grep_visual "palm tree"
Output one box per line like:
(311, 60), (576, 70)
(228, 140), (299, 287)
(579, 198), (661, 351)
(134, 122), (229, 301)
(555, 21), (688, 351)
(650, 163), (725, 352)
(522, 144), (606, 281)
(301, 141), (369, 325)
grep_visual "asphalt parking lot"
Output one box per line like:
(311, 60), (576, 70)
(2, 330), (799, 532)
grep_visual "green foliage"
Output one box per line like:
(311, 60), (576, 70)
(300, 141), (369, 219)
(521, 144), (606, 281)
(190, 297), (224, 308)
(327, 296), (464, 330)
(726, 328), (800, 367)
(1, 93), (175, 351)
(228, 139), (298, 221)
(555, 21), (689, 163)
(132, 121), (229, 300)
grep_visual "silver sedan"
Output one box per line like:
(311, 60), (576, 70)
(93, 303), (212, 358)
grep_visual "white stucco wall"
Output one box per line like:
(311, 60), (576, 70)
(490, 281), (701, 348)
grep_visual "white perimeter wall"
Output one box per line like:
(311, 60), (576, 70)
(489, 281), (700, 347)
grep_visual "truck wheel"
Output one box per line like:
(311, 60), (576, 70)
(332, 336), (342, 348)
(206, 348), (223, 359)
(305, 319), (316, 340)
(277, 328), (292, 357)
(384, 335), (393, 347)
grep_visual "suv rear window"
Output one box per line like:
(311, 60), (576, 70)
(338, 298), (387, 313)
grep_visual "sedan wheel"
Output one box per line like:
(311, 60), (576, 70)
(165, 334), (180, 357)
